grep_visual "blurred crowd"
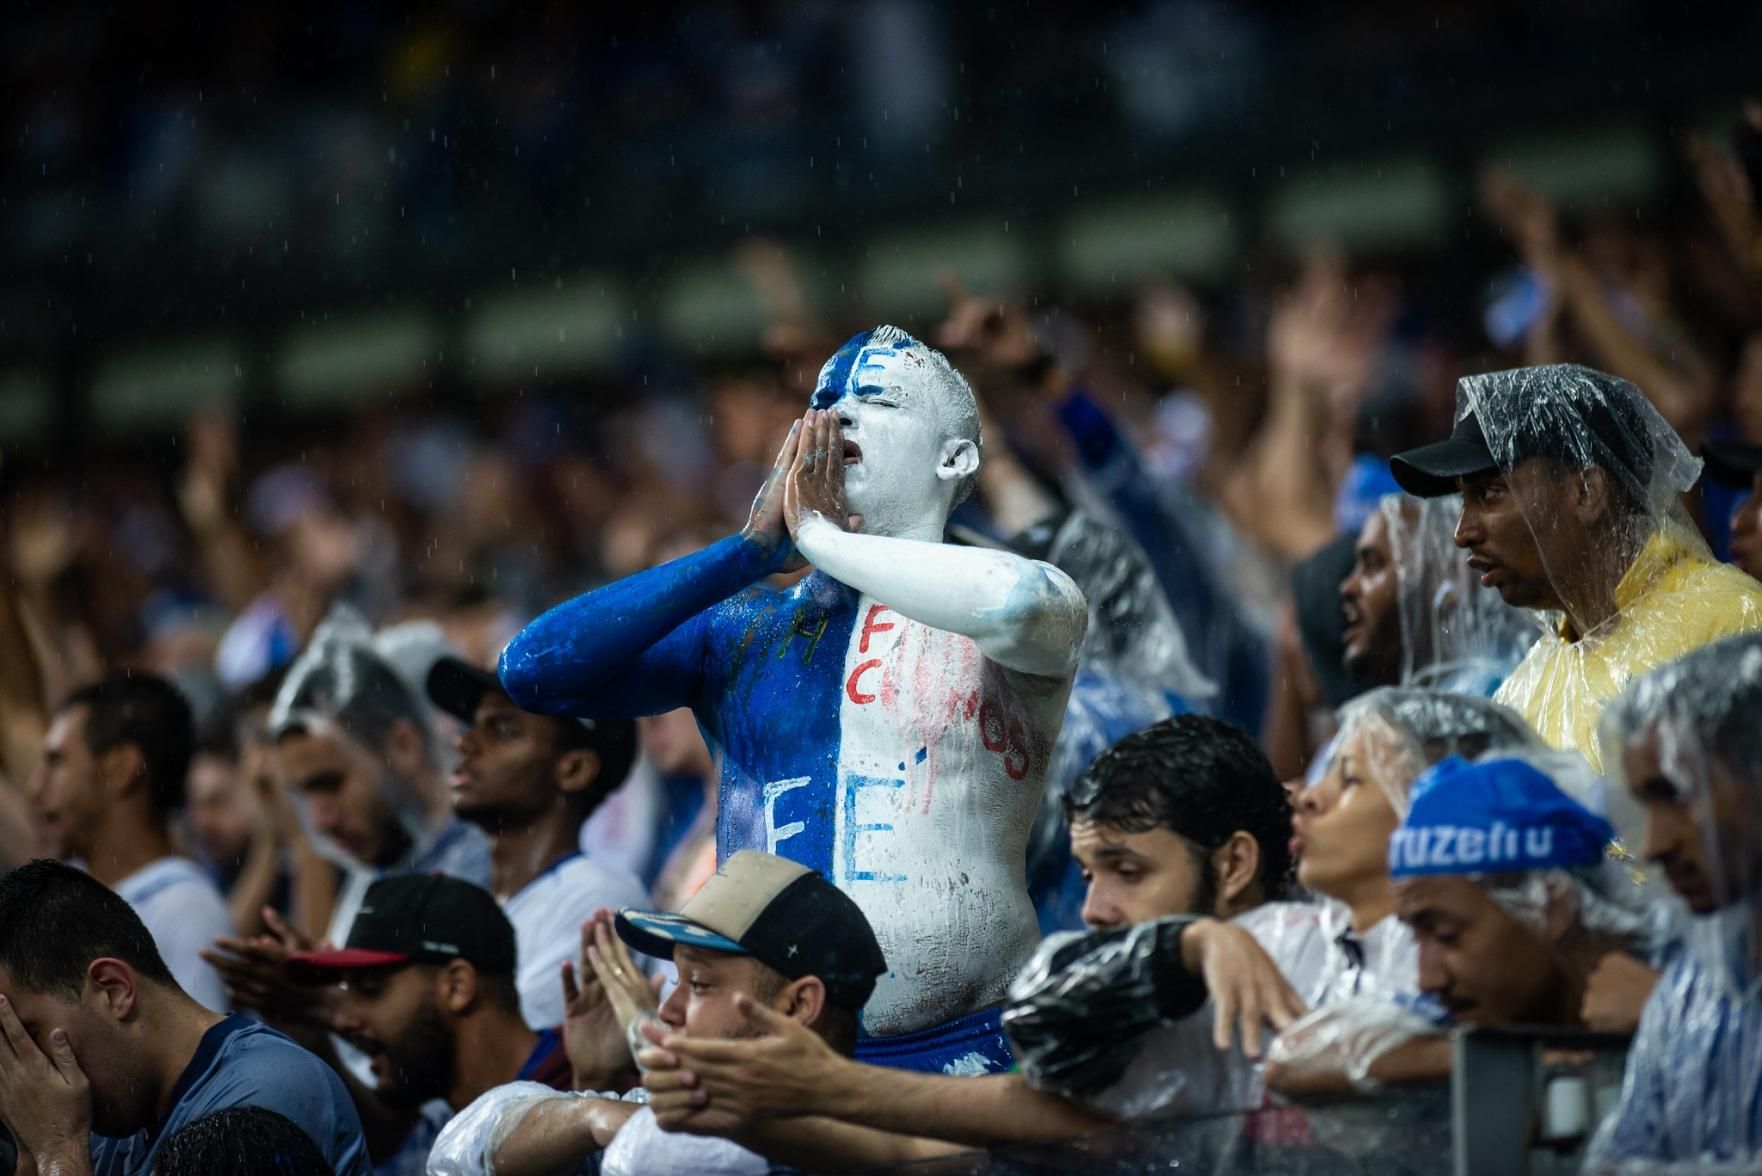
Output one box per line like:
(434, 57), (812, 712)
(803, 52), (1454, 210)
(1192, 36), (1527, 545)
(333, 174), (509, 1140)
(2, 67), (1762, 1176)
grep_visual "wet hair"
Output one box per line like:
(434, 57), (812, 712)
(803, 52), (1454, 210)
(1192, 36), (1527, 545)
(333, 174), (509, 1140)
(0, 860), (175, 998)
(152, 1106), (333, 1175)
(57, 672), (195, 818)
(1065, 715), (1294, 901)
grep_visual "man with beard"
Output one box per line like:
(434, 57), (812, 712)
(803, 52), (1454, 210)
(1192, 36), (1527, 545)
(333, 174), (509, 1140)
(425, 657), (647, 1032)
(285, 875), (572, 1166)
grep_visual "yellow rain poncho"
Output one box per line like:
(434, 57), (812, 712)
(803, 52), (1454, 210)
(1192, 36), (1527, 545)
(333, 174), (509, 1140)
(1391, 364), (1762, 771)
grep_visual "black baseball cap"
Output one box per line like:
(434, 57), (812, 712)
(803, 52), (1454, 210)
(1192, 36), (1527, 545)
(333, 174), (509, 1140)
(1703, 440), (1762, 487)
(427, 656), (636, 770)
(1391, 365), (1653, 500)
(285, 873), (516, 983)
(615, 851), (888, 1012)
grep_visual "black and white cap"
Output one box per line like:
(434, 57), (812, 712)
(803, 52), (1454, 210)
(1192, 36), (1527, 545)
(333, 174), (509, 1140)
(615, 851), (888, 1012)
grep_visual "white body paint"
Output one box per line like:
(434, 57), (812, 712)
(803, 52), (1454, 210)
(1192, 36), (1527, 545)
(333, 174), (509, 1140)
(805, 592), (1075, 1034)
(784, 325), (1088, 1034)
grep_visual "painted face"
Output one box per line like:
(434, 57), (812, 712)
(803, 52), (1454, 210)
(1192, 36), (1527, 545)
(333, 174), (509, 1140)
(1728, 473), (1762, 582)
(1396, 874), (1563, 1024)
(1453, 463), (1566, 612)
(1071, 819), (1210, 930)
(450, 691), (568, 827)
(1293, 726), (1403, 902)
(30, 707), (104, 861)
(273, 729), (405, 868)
(810, 332), (970, 534)
(184, 753), (257, 868)
(1621, 729), (1753, 914)
(0, 967), (140, 1138)
(331, 965), (454, 1109)
(1340, 510), (1402, 681)
(659, 946), (784, 1041)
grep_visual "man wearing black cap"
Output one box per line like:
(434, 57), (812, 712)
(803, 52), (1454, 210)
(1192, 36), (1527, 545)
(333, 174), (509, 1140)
(434, 851), (886, 1176)
(285, 874), (572, 1140)
(1703, 439), (1762, 581)
(1390, 363), (1762, 769)
(425, 656), (647, 1032)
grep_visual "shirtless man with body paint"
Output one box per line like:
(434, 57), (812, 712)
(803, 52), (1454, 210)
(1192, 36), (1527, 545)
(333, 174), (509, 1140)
(499, 326), (1088, 1074)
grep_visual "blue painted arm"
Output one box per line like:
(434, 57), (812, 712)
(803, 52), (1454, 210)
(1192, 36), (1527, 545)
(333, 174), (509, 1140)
(498, 533), (778, 718)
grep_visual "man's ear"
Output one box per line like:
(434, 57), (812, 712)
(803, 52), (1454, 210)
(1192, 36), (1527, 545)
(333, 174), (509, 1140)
(775, 975), (828, 1030)
(1573, 465), (1614, 526)
(384, 719), (429, 779)
(87, 958), (141, 1021)
(554, 747), (601, 799)
(96, 743), (146, 802)
(436, 959), (480, 1015)
(1211, 831), (1263, 913)
(935, 438), (980, 485)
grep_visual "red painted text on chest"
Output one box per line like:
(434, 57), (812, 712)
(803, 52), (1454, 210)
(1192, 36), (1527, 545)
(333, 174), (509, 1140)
(842, 603), (1033, 781)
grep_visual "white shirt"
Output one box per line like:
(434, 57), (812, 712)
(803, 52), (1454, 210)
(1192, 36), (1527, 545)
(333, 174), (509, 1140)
(503, 853), (649, 1030)
(113, 857), (234, 1013)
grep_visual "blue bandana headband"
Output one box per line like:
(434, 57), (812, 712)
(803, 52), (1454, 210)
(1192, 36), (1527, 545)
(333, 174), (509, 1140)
(1389, 755), (1614, 878)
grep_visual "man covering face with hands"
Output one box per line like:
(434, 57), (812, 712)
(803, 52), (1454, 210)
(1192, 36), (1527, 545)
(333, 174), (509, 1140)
(0, 860), (367, 1176)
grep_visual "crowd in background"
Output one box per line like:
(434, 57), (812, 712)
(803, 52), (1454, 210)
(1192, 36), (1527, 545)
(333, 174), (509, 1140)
(1, 24), (1762, 1174)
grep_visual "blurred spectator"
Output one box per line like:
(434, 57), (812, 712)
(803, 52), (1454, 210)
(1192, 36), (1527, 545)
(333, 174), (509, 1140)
(31, 673), (233, 1012)
(1703, 439), (1762, 580)
(424, 655), (648, 1030)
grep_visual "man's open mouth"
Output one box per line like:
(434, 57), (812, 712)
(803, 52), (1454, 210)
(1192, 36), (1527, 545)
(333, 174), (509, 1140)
(843, 440), (862, 466)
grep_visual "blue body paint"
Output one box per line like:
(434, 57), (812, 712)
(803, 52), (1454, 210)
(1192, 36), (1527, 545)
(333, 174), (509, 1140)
(498, 534), (862, 881)
(809, 327), (917, 410)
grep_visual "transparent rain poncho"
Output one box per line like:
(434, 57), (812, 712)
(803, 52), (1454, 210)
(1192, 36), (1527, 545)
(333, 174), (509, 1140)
(1013, 509), (1215, 929)
(1401, 364), (1762, 771)
(1005, 687), (1541, 1118)
(1587, 632), (1762, 1173)
(1377, 494), (1533, 697)
(267, 605), (445, 874)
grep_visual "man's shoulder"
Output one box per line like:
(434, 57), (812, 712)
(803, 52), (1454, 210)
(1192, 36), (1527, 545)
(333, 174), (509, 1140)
(205, 1020), (339, 1086)
(115, 856), (222, 905)
(522, 854), (648, 914)
(118, 858), (230, 930)
(1638, 554), (1762, 645)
